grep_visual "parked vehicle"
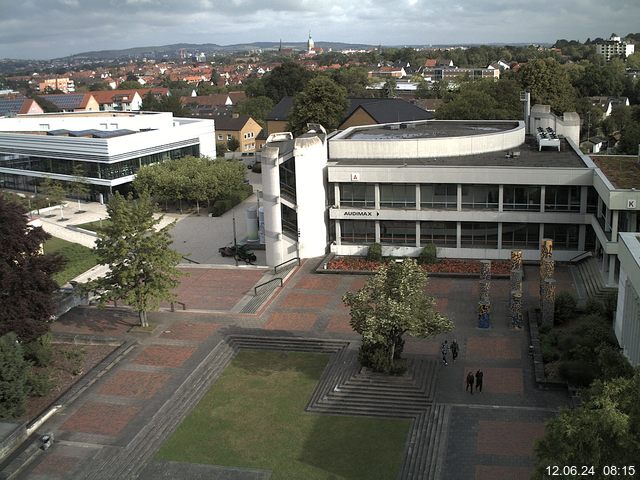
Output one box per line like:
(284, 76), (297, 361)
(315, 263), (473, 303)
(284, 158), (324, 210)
(218, 244), (257, 264)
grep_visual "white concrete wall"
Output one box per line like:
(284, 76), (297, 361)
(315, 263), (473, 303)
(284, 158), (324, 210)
(262, 145), (285, 267)
(615, 233), (640, 366)
(294, 136), (328, 259)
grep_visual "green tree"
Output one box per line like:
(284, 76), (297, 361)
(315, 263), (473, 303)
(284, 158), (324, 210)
(118, 80), (141, 90)
(39, 176), (67, 220)
(0, 332), (29, 418)
(533, 369), (640, 478)
(89, 82), (111, 91)
(0, 196), (63, 341)
(415, 80), (431, 99)
(518, 58), (577, 113)
(237, 96), (274, 125)
(436, 79), (522, 120)
(227, 137), (240, 152)
(70, 164), (90, 212)
(343, 259), (453, 373)
(288, 76), (348, 134)
(87, 192), (183, 327)
(382, 78), (397, 98)
(262, 61), (315, 103)
(331, 66), (371, 97)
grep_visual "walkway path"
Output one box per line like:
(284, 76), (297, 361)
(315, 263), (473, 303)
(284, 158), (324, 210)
(15, 260), (576, 480)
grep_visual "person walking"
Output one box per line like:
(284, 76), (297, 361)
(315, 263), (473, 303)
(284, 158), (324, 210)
(441, 340), (449, 366)
(475, 369), (483, 393)
(450, 340), (459, 361)
(466, 372), (474, 394)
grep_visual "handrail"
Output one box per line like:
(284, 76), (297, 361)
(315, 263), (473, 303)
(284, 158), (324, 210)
(170, 301), (186, 312)
(274, 256), (300, 274)
(181, 256), (199, 264)
(254, 277), (283, 295)
(569, 251), (593, 263)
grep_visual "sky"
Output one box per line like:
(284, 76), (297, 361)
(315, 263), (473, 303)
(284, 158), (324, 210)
(0, 0), (639, 60)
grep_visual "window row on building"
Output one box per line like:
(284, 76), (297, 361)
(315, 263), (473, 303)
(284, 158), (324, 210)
(336, 183), (597, 213)
(338, 220), (594, 250)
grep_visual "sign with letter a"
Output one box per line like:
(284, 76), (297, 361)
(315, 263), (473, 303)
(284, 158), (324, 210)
(351, 172), (360, 181)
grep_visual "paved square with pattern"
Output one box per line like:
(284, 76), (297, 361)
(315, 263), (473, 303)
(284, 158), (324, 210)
(98, 370), (170, 399)
(132, 345), (196, 368)
(61, 402), (141, 436)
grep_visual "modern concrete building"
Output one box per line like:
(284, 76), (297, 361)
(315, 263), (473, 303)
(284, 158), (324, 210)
(0, 111), (215, 198)
(595, 35), (635, 62)
(615, 232), (640, 366)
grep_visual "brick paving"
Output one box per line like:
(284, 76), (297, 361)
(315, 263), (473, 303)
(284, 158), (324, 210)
(132, 345), (196, 368)
(98, 370), (170, 399)
(18, 260), (579, 480)
(61, 402), (141, 436)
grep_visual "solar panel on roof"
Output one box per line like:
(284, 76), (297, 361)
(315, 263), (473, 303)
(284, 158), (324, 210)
(41, 94), (85, 110)
(0, 98), (27, 116)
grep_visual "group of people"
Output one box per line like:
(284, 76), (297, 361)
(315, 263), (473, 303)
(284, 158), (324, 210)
(466, 370), (483, 394)
(440, 339), (485, 394)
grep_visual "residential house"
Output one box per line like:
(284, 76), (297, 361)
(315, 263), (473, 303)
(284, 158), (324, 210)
(589, 96), (630, 117)
(38, 77), (75, 93)
(596, 35), (635, 62)
(91, 90), (143, 111)
(0, 97), (44, 117)
(38, 93), (100, 112)
(215, 114), (262, 153)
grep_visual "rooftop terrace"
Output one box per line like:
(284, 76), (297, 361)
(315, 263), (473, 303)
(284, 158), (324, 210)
(343, 120), (520, 140)
(591, 155), (640, 189)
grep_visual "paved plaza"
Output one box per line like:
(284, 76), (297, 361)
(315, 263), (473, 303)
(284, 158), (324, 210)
(12, 260), (575, 480)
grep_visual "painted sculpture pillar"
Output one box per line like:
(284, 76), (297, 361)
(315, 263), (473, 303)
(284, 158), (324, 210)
(510, 290), (523, 328)
(539, 239), (554, 309)
(478, 260), (492, 328)
(541, 278), (556, 327)
(510, 249), (523, 271)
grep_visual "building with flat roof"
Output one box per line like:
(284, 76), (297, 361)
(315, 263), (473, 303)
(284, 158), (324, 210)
(0, 111), (215, 198)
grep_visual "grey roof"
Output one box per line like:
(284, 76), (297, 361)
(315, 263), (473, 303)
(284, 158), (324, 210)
(0, 97), (29, 116)
(46, 129), (135, 138)
(330, 137), (587, 169)
(344, 121), (517, 140)
(38, 94), (87, 110)
(214, 114), (252, 131)
(265, 96), (294, 121)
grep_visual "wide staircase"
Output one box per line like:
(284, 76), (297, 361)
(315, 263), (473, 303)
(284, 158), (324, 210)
(575, 257), (618, 300)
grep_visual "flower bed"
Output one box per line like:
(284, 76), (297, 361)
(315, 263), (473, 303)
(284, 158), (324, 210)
(327, 256), (511, 275)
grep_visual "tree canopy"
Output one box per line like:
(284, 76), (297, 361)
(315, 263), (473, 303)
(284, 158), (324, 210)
(436, 79), (522, 120)
(343, 259), (453, 373)
(533, 368), (640, 478)
(0, 195), (63, 342)
(288, 76), (348, 134)
(87, 192), (183, 327)
(257, 61), (315, 103)
(517, 58), (577, 114)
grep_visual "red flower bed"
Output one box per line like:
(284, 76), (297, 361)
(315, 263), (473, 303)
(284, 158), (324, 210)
(327, 257), (511, 274)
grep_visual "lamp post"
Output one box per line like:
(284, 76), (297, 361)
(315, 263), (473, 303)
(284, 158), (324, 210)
(232, 208), (238, 267)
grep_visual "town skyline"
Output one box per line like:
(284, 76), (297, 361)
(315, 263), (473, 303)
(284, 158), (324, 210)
(1, 0), (639, 60)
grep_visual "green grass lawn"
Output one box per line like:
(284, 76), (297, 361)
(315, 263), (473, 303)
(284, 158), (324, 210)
(75, 219), (110, 232)
(157, 350), (411, 480)
(43, 237), (98, 285)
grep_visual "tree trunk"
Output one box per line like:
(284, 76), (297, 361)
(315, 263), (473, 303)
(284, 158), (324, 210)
(138, 310), (148, 328)
(390, 341), (395, 369)
(196, 200), (200, 215)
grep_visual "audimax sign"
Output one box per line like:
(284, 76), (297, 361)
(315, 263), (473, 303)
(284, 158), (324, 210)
(342, 210), (380, 217)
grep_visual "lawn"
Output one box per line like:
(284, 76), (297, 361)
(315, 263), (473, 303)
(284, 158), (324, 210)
(75, 219), (110, 232)
(157, 350), (411, 480)
(43, 237), (98, 285)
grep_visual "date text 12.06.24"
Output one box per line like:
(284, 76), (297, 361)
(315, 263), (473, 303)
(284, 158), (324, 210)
(545, 466), (636, 477)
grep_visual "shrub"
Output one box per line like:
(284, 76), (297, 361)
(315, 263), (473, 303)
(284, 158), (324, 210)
(0, 333), (28, 418)
(541, 342), (560, 363)
(23, 333), (53, 367)
(62, 347), (85, 376)
(358, 341), (407, 375)
(209, 199), (233, 217)
(602, 292), (618, 319)
(596, 344), (634, 380)
(26, 368), (53, 397)
(554, 292), (578, 324)
(418, 244), (438, 265)
(366, 243), (382, 262)
(584, 297), (605, 316)
(558, 360), (597, 387)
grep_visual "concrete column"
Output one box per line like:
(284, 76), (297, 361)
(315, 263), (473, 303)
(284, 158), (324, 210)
(539, 223), (545, 246)
(498, 185), (504, 212)
(335, 220), (341, 246)
(457, 184), (462, 211)
(497, 223), (503, 250)
(597, 197), (602, 218)
(540, 185), (546, 213)
(263, 149), (283, 267)
(605, 206), (612, 234)
(416, 221), (421, 247)
(456, 221), (461, 249)
(334, 184), (340, 207)
(602, 252), (608, 273)
(374, 184), (380, 210)
(612, 210), (619, 240)
(631, 212), (638, 232)
(415, 184), (421, 211)
(608, 255), (616, 287)
(375, 220), (380, 243)
(578, 224), (586, 251)
(580, 186), (588, 214)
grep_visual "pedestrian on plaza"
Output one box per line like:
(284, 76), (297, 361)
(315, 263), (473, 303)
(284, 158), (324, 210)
(475, 369), (483, 393)
(450, 340), (459, 361)
(466, 372), (474, 394)
(441, 340), (449, 366)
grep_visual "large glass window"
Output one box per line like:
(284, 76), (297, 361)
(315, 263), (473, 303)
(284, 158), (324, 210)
(281, 204), (298, 239)
(380, 221), (416, 245)
(502, 223), (540, 249)
(586, 187), (598, 214)
(420, 221), (457, 247)
(461, 222), (499, 248)
(544, 224), (579, 250)
(339, 183), (375, 208)
(341, 220), (375, 244)
(380, 184), (416, 209)
(461, 185), (498, 210)
(503, 185), (541, 211)
(545, 186), (581, 212)
(421, 184), (457, 209)
(279, 158), (296, 201)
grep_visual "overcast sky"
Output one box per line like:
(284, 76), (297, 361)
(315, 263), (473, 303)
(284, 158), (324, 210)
(1, 0), (638, 60)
